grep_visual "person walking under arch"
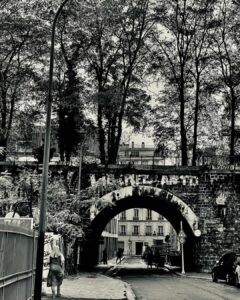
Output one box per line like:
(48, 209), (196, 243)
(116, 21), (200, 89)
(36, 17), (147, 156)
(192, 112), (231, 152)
(116, 248), (123, 264)
(102, 248), (108, 264)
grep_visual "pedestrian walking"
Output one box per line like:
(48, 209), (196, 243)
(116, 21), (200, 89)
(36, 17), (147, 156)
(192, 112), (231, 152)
(47, 245), (65, 298)
(102, 248), (108, 264)
(146, 247), (154, 268)
(143, 246), (154, 268)
(154, 249), (161, 268)
(116, 248), (123, 264)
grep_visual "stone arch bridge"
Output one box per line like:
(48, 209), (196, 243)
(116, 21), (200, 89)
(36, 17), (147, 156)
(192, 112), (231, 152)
(80, 166), (240, 271)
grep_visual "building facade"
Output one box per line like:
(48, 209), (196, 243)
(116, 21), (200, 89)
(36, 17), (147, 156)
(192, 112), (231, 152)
(98, 217), (119, 262)
(117, 208), (178, 256)
(117, 142), (180, 166)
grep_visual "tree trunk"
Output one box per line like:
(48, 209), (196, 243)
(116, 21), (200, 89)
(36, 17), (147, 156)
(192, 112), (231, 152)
(179, 77), (188, 166)
(229, 86), (236, 165)
(0, 137), (7, 161)
(108, 114), (117, 164)
(192, 77), (200, 166)
(97, 103), (106, 165)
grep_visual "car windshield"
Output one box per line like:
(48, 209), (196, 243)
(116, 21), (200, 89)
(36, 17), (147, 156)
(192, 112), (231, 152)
(219, 252), (236, 265)
(235, 255), (240, 264)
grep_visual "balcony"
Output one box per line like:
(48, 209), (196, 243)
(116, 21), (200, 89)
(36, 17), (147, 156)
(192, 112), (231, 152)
(145, 232), (152, 236)
(132, 232), (139, 236)
(132, 217), (139, 221)
(120, 217), (126, 221)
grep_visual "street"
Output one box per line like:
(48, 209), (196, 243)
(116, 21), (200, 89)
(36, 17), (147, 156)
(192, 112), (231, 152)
(112, 257), (240, 300)
(123, 273), (240, 300)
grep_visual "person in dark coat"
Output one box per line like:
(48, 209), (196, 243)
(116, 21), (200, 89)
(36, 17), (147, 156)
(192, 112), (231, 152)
(154, 249), (161, 268)
(102, 248), (108, 264)
(146, 247), (154, 268)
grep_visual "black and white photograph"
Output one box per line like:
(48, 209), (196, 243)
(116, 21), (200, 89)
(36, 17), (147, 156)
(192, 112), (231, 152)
(1, 0), (240, 299)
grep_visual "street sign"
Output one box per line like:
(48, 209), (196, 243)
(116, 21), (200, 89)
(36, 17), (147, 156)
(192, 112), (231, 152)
(178, 229), (186, 238)
(194, 229), (201, 237)
(179, 237), (185, 244)
(178, 229), (186, 244)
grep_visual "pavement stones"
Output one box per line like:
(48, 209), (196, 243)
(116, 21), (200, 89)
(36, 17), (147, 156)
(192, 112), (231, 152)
(41, 272), (135, 300)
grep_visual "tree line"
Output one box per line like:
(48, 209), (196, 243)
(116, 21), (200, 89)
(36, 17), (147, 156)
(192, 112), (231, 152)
(1, 0), (240, 166)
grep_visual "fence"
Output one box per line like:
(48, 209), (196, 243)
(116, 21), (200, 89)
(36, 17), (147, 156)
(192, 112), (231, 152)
(117, 154), (240, 170)
(0, 218), (37, 300)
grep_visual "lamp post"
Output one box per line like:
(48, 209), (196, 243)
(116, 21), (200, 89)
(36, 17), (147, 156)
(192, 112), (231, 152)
(34, 0), (71, 298)
(178, 221), (186, 275)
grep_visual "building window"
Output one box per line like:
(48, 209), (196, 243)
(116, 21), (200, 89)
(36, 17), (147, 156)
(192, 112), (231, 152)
(158, 226), (164, 236)
(120, 211), (126, 220)
(146, 209), (152, 220)
(217, 206), (226, 218)
(133, 209), (139, 220)
(158, 214), (164, 220)
(125, 151), (129, 157)
(120, 225), (126, 235)
(146, 225), (152, 236)
(133, 225), (139, 235)
(131, 151), (139, 157)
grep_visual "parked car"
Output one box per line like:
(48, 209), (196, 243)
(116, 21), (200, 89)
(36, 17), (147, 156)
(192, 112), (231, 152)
(212, 252), (240, 286)
(236, 262), (240, 287)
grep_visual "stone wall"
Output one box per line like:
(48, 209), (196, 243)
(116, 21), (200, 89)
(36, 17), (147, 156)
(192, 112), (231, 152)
(161, 172), (240, 272)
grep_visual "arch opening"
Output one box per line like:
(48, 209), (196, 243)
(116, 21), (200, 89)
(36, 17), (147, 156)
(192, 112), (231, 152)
(83, 186), (200, 270)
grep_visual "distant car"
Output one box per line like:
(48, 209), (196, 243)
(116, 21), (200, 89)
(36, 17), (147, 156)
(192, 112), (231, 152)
(212, 252), (240, 286)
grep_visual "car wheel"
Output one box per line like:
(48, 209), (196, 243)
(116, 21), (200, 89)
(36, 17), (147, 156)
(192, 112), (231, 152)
(212, 271), (218, 282)
(235, 274), (240, 287)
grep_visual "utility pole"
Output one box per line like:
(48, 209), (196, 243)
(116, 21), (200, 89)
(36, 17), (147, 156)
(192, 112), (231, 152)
(34, 1), (72, 298)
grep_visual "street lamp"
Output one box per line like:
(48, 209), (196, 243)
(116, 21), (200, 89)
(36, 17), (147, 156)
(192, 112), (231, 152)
(34, 0), (72, 298)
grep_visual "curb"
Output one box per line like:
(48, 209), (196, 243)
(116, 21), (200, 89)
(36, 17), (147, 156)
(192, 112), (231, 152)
(123, 282), (136, 300)
(101, 273), (136, 300)
(102, 268), (136, 300)
(164, 266), (211, 281)
(178, 273), (212, 281)
(96, 273), (136, 300)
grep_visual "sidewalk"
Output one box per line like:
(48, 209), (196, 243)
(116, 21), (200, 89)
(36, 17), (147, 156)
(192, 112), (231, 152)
(165, 265), (212, 281)
(41, 272), (135, 300)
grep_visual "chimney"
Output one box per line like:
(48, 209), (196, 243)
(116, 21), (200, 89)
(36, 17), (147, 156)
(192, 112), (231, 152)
(142, 142), (145, 148)
(131, 141), (134, 148)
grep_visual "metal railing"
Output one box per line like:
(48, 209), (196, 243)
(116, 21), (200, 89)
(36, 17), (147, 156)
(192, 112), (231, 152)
(0, 219), (37, 300)
(117, 154), (240, 169)
(1, 153), (240, 170)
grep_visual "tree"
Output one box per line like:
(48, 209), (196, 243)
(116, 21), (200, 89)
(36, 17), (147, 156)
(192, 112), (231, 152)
(153, 0), (199, 165)
(152, 0), (221, 165)
(0, 0), (51, 160)
(54, 5), (89, 162)
(83, 0), (157, 164)
(189, 0), (217, 165)
(212, 0), (240, 163)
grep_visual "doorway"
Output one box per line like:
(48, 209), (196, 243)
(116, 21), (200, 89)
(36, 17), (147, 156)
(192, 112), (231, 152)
(136, 242), (143, 255)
